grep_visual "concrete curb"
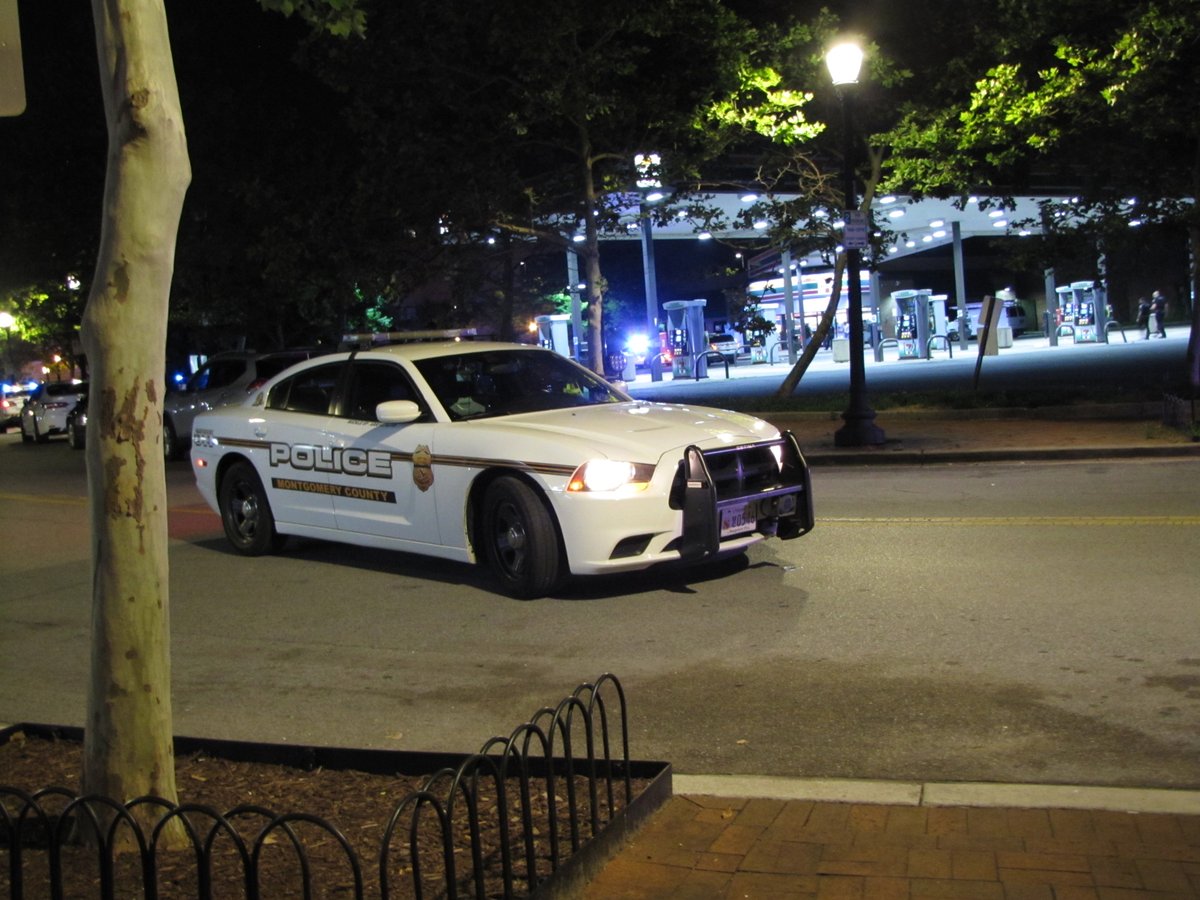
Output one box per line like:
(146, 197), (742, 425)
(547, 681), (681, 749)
(673, 774), (1200, 815)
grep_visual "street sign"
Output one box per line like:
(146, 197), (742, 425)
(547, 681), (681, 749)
(0, 0), (25, 116)
(843, 210), (869, 250)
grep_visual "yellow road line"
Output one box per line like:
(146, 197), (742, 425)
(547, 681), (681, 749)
(824, 516), (1200, 527)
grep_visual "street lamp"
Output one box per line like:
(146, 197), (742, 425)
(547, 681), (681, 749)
(827, 41), (885, 447)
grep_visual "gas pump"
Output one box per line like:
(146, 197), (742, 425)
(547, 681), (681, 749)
(534, 314), (573, 356)
(928, 293), (949, 341)
(892, 290), (925, 359)
(663, 299), (708, 378)
(1070, 280), (1107, 343)
(1056, 285), (1077, 331)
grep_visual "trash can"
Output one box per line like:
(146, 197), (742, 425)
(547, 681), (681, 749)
(832, 338), (850, 363)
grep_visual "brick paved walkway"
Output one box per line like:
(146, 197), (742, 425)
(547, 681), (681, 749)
(584, 794), (1200, 899)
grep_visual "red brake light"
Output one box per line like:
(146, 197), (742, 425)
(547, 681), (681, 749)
(245, 379), (267, 393)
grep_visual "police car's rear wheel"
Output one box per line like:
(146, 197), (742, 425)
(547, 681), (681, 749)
(481, 477), (563, 599)
(218, 461), (286, 555)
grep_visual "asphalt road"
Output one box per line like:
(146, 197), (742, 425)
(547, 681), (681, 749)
(2, 429), (1198, 791)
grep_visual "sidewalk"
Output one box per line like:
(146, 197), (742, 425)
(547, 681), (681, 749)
(769, 406), (1200, 466)
(585, 779), (1200, 898)
(582, 391), (1200, 898)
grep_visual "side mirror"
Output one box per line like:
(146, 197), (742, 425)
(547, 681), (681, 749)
(376, 399), (422, 424)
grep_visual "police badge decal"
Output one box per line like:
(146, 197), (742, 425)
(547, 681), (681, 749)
(412, 444), (434, 492)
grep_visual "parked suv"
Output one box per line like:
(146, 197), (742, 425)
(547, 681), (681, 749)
(163, 349), (318, 459)
(707, 332), (742, 362)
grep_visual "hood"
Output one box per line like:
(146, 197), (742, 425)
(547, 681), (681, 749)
(479, 401), (780, 463)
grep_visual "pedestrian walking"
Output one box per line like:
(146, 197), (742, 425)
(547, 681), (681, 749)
(1150, 290), (1168, 338)
(1136, 296), (1151, 339)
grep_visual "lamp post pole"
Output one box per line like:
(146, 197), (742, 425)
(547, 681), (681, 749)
(828, 42), (885, 448)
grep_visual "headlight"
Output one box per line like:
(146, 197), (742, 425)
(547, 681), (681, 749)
(567, 460), (654, 493)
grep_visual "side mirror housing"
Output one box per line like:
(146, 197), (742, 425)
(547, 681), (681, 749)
(376, 399), (422, 424)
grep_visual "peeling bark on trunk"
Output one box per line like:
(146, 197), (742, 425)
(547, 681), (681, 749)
(80, 0), (190, 844)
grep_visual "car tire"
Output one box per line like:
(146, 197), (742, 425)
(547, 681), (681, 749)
(163, 419), (181, 461)
(33, 418), (48, 444)
(68, 422), (85, 450)
(480, 476), (564, 599)
(218, 461), (287, 556)
(20, 419), (32, 443)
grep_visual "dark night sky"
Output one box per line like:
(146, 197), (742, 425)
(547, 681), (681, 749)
(1, 1), (966, 315)
(2, 0), (321, 288)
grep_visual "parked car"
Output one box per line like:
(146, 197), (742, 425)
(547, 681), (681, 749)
(66, 393), (88, 450)
(164, 349), (319, 460)
(707, 332), (742, 361)
(946, 301), (1029, 340)
(1, 389), (30, 431)
(20, 381), (88, 443)
(190, 341), (814, 598)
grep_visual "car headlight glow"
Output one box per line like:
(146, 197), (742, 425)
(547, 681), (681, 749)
(567, 459), (654, 493)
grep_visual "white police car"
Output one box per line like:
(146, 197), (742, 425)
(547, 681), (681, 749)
(191, 341), (813, 598)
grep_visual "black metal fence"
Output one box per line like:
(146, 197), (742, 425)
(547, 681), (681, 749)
(1, 673), (669, 900)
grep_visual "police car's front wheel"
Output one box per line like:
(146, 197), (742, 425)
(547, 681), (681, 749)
(218, 461), (287, 556)
(481, 477), (564, 599)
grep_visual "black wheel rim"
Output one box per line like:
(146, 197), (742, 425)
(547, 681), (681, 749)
(227, 479), (262, 545)
(492, 499), (528, 577)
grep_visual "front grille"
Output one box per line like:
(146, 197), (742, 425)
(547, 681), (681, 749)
(703, 444), (780, 499)
(669, 440), (787, 508)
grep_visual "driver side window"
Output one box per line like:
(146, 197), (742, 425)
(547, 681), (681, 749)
(343, 362), (421, 422)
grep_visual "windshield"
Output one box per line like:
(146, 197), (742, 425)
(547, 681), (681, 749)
(42, 382), (87, 398)
(413, 349), (628, 421)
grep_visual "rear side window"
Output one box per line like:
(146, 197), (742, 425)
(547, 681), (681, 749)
(266, 362), (345, 415)
(192, 359), (246, 391)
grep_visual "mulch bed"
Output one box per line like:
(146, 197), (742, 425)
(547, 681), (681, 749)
(1, 731), (642, 899)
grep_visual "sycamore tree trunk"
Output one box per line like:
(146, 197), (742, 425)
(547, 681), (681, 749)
(776, 147), (883, 397)
(776, 254), (845, 397)
(79, 0), (190, 842)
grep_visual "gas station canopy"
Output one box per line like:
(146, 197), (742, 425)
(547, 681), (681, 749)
(610, 192), (1060, 264)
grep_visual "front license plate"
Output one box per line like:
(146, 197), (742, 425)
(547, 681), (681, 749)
(719, 502), (756, 537)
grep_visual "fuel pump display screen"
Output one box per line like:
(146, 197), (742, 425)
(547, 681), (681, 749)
(898, 314), (916, 340)
(1077, 301), (1094, 326)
